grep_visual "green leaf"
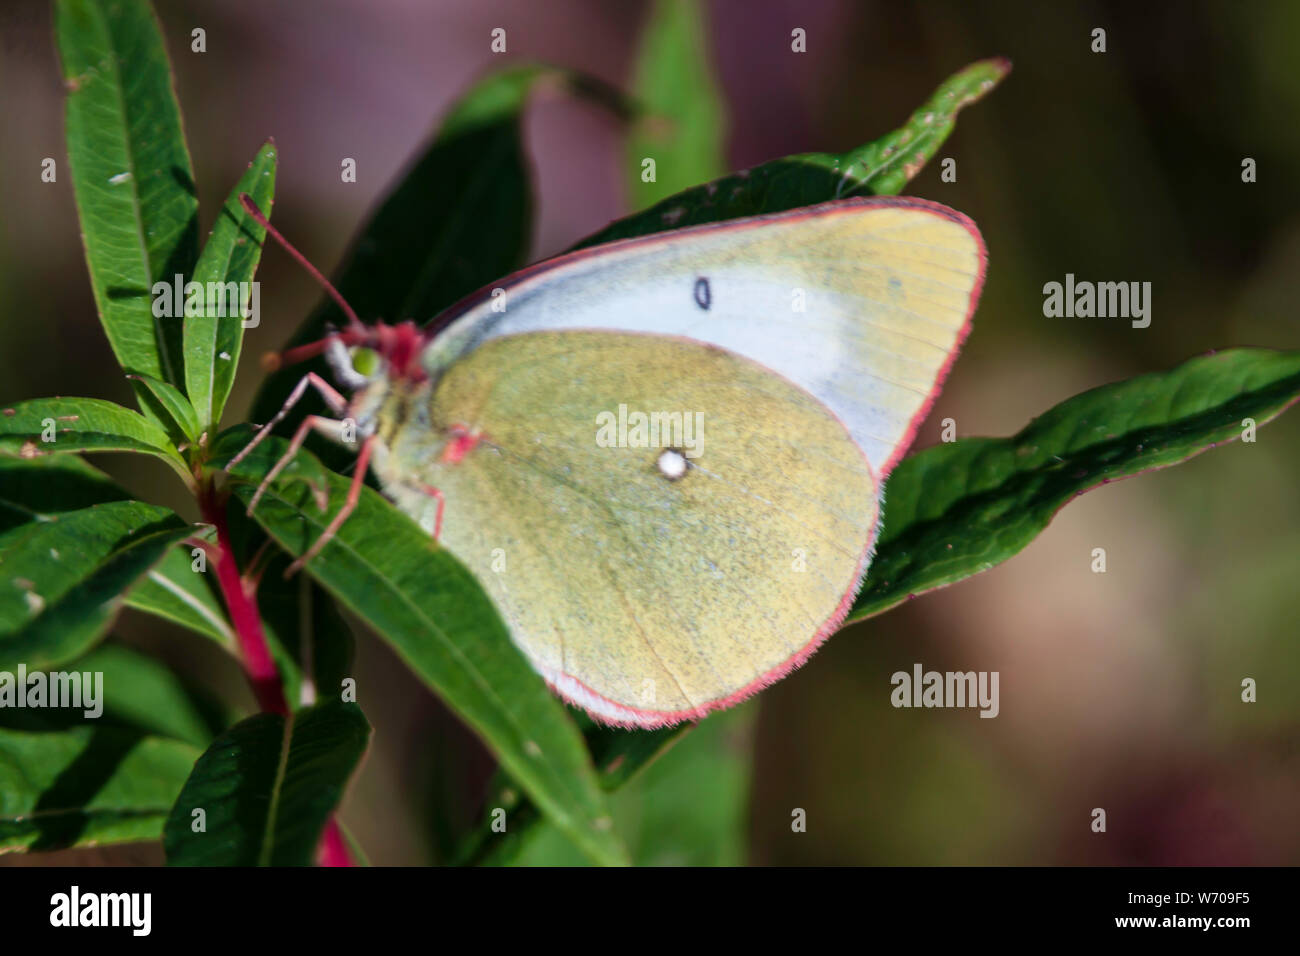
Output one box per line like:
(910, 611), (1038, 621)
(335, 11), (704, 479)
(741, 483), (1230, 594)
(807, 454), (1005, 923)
(213, 430), (629, 866)
(0, 725), (199, 854)
(75, 644), (218, 748)
(256, 551), (356, 709)
(0, 455), (129, 535)
(126, 372), (200, 444)
(456, 717), (690, 865)
(0, 397), (191, 485)
(586, 720), (689, 792)
(54, 0), (199, 389)
(124, 539), (233, 648)
(0, 499), (191, 670)
(249, 64), (626, 429)
(507, 707), (754, 866)
(851, 348), (1300, 622)
(0, 643), (224, 750)
(577, 56), (1009, 249)
(185, 141), (278, 431)
(163, 700), (369, 866)
(627, 0), (727, 208)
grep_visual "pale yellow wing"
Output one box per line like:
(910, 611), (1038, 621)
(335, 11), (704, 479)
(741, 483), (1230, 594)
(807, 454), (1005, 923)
(377, 330), (878, 726)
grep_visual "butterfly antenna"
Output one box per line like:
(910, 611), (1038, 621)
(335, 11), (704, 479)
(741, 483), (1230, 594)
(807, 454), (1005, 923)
(239, 193), (367, 351)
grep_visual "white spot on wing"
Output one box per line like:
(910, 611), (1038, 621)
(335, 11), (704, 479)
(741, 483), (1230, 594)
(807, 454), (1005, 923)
(656, 448), (688, 480)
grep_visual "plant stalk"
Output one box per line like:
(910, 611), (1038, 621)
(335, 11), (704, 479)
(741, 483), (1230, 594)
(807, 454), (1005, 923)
(200, 482), (356, 866)
(202, 486), (288, 716)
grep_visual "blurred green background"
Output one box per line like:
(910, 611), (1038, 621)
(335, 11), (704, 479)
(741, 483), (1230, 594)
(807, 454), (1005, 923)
(2, 0), (1297, 865)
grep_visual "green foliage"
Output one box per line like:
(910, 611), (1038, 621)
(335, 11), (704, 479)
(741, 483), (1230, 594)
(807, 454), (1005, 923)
(73, 644), (220, 748)
(0, 499), (190, 670)
(163, 701), (369, 865)
(127, 373), (201, 445)
(123, 539), (233, 648)
(0, 725), (199, 853)
(54, 0), (198, 397)
(0, 397), (191, 484)
(579, 56), (1010, 249)
(627, 0), (727, 208)
(851, 348), (1300, 621)
(184, 142), (278, 432)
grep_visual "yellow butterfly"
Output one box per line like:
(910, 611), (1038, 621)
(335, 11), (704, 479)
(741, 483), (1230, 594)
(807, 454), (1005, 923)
(234, 195), (986, 727)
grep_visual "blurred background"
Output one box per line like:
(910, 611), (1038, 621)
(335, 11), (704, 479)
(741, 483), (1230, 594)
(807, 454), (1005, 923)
(2, 0), (1298, 865)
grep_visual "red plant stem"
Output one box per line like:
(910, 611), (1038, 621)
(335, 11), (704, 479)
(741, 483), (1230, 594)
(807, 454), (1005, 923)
(203, 489), (288, 716)
(200, 484), (354, 865)
(317, 819), (355, 866)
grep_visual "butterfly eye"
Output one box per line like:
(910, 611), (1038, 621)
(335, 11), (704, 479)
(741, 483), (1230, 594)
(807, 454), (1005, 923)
(349, 346), (381, 378)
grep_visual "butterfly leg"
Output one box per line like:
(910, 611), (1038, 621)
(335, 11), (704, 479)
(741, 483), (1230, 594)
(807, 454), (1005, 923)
(285, 433), (377, 577)
(229, 372), (348, 471)
(418, 484), (446, 541)
(245, 413), (347, 516)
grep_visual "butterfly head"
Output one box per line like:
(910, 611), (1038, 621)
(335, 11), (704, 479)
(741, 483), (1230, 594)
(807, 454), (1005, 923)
(264, 319), (430, 391)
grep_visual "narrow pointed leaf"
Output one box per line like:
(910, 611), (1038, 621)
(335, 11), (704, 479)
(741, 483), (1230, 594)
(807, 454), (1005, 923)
(185, 141), (278, 430)
(456, 719), (688, 865)
(851, 348), (1300, 621)
(76, 644), (217, 747)
(212, 430), (628, 866)
(0, 499), (190, 669)
(255, 551), (356, 709)
(0, 643), (221, 749)
(124, 541), (233, 648)
(0, 726), (199, 854)
(0, 455), (129, 535)
(127, 372), (200, 444)
(54, 0), (199, 388)
(0, 397), (189, 483)
(578, 56), (1009, 249)
(506, 707), (754, 866)
(163, 700), (369, 866)
(627, 0), (726, 208)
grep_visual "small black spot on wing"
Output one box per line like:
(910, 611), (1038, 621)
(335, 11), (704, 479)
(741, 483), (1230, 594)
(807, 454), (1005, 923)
(693, 276), (711, 310)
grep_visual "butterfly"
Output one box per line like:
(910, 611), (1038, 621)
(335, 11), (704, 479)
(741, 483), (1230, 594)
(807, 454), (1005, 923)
(232, 194), (986, 728)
